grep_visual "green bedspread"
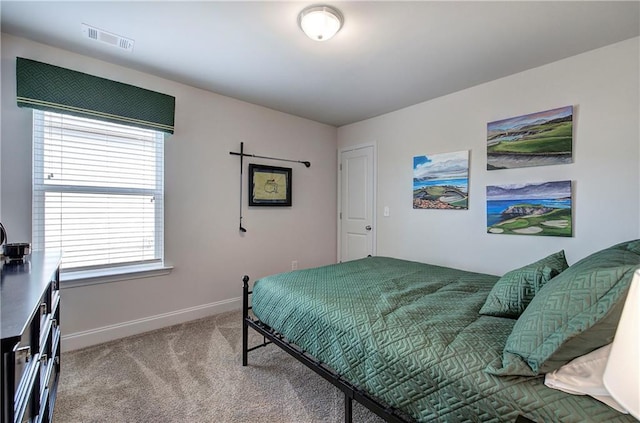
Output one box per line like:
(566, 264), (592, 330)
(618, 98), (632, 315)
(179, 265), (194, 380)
(251, 257), (634, 422)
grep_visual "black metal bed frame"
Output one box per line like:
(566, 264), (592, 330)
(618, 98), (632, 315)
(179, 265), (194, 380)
(242, 275), (414, 423)
(241, 275), (536, 423)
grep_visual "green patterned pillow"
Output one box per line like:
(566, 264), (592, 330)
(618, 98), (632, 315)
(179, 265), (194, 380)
(487, 240), (640, 377)
(480, 251), (568, 318)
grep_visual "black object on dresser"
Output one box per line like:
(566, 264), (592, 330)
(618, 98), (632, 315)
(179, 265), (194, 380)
(1, 252), (62, 423)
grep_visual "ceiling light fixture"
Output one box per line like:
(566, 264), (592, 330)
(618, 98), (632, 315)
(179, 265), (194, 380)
(298, 5), (343, 41)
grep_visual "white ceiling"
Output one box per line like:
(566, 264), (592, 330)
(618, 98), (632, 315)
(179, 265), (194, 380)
(1, 1), (639, 127)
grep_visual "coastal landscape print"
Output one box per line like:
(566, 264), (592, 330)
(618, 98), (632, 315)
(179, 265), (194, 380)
(413, 150), (469, 209)
(487, 105), (573, 170)
(486, 180), (572, 237)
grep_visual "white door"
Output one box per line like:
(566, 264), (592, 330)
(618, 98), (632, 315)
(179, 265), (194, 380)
(339, 145), (375, 262)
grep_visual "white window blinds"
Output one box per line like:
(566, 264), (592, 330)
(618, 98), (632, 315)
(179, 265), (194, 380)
(33, 110), (164, 271)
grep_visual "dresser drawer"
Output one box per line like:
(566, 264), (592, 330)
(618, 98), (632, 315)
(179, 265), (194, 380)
(39, 287), (52, 332)
(13, 316), (39, 402)
(14, 355), (39, 423)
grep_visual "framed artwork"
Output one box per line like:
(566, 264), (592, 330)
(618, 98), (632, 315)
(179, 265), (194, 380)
(486, 180), (572, 237)
(487, 105), (573, 170)
(413, 150), (469, 209)
(248, 164), (292, 206)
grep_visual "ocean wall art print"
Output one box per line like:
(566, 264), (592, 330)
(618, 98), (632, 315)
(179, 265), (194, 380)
(487, 105), (573, 170)
(486, 180), (572, 237)
(413, 150), (469, 210)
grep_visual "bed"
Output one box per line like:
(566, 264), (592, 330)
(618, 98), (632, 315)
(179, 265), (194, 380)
(242, 240), (640, 422)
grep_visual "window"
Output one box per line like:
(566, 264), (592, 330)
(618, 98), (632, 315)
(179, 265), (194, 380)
(33, 110), (164, 273)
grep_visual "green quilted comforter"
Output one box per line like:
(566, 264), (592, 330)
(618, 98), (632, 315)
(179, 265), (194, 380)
(251, 257), (634, 422)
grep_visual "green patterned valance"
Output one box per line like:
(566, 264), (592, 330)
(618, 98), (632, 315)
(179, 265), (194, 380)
(16, 57), (175, 134)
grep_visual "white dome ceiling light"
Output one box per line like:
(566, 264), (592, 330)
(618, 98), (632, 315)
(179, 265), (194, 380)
(298, 5), (343, 41)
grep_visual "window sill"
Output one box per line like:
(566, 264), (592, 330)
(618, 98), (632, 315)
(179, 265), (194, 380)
(61, 263), (174, 288)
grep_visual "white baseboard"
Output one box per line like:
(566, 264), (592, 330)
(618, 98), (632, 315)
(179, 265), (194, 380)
(61, 297), (241, 352)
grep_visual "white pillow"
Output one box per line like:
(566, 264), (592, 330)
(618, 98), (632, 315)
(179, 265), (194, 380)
(544, 344), (628, 414)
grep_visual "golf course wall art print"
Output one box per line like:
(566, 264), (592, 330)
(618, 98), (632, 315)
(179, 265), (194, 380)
(486, 180), (573, 237)
(413, 150), (469, 210)
(487, 105), (573, 170)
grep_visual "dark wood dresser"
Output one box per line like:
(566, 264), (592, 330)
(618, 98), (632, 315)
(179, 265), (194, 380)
(1, 251), (62, 423)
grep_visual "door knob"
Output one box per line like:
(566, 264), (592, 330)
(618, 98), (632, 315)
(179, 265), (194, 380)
(365, 225), (372, 231)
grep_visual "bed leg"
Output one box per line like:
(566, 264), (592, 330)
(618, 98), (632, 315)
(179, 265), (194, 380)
(344, 392), (353, 423)
(242, 275), (250, 367)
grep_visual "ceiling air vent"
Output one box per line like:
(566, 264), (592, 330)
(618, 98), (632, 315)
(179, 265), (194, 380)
(81, 23), (134, 52)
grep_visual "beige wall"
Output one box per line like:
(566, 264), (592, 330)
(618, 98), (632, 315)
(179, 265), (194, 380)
(4, 33), (639, 350)
(1, 34), (338, 350)
(338, 37), (640, 275)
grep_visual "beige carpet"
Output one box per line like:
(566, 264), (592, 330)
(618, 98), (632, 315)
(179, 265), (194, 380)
(54, 310), (385, 423)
